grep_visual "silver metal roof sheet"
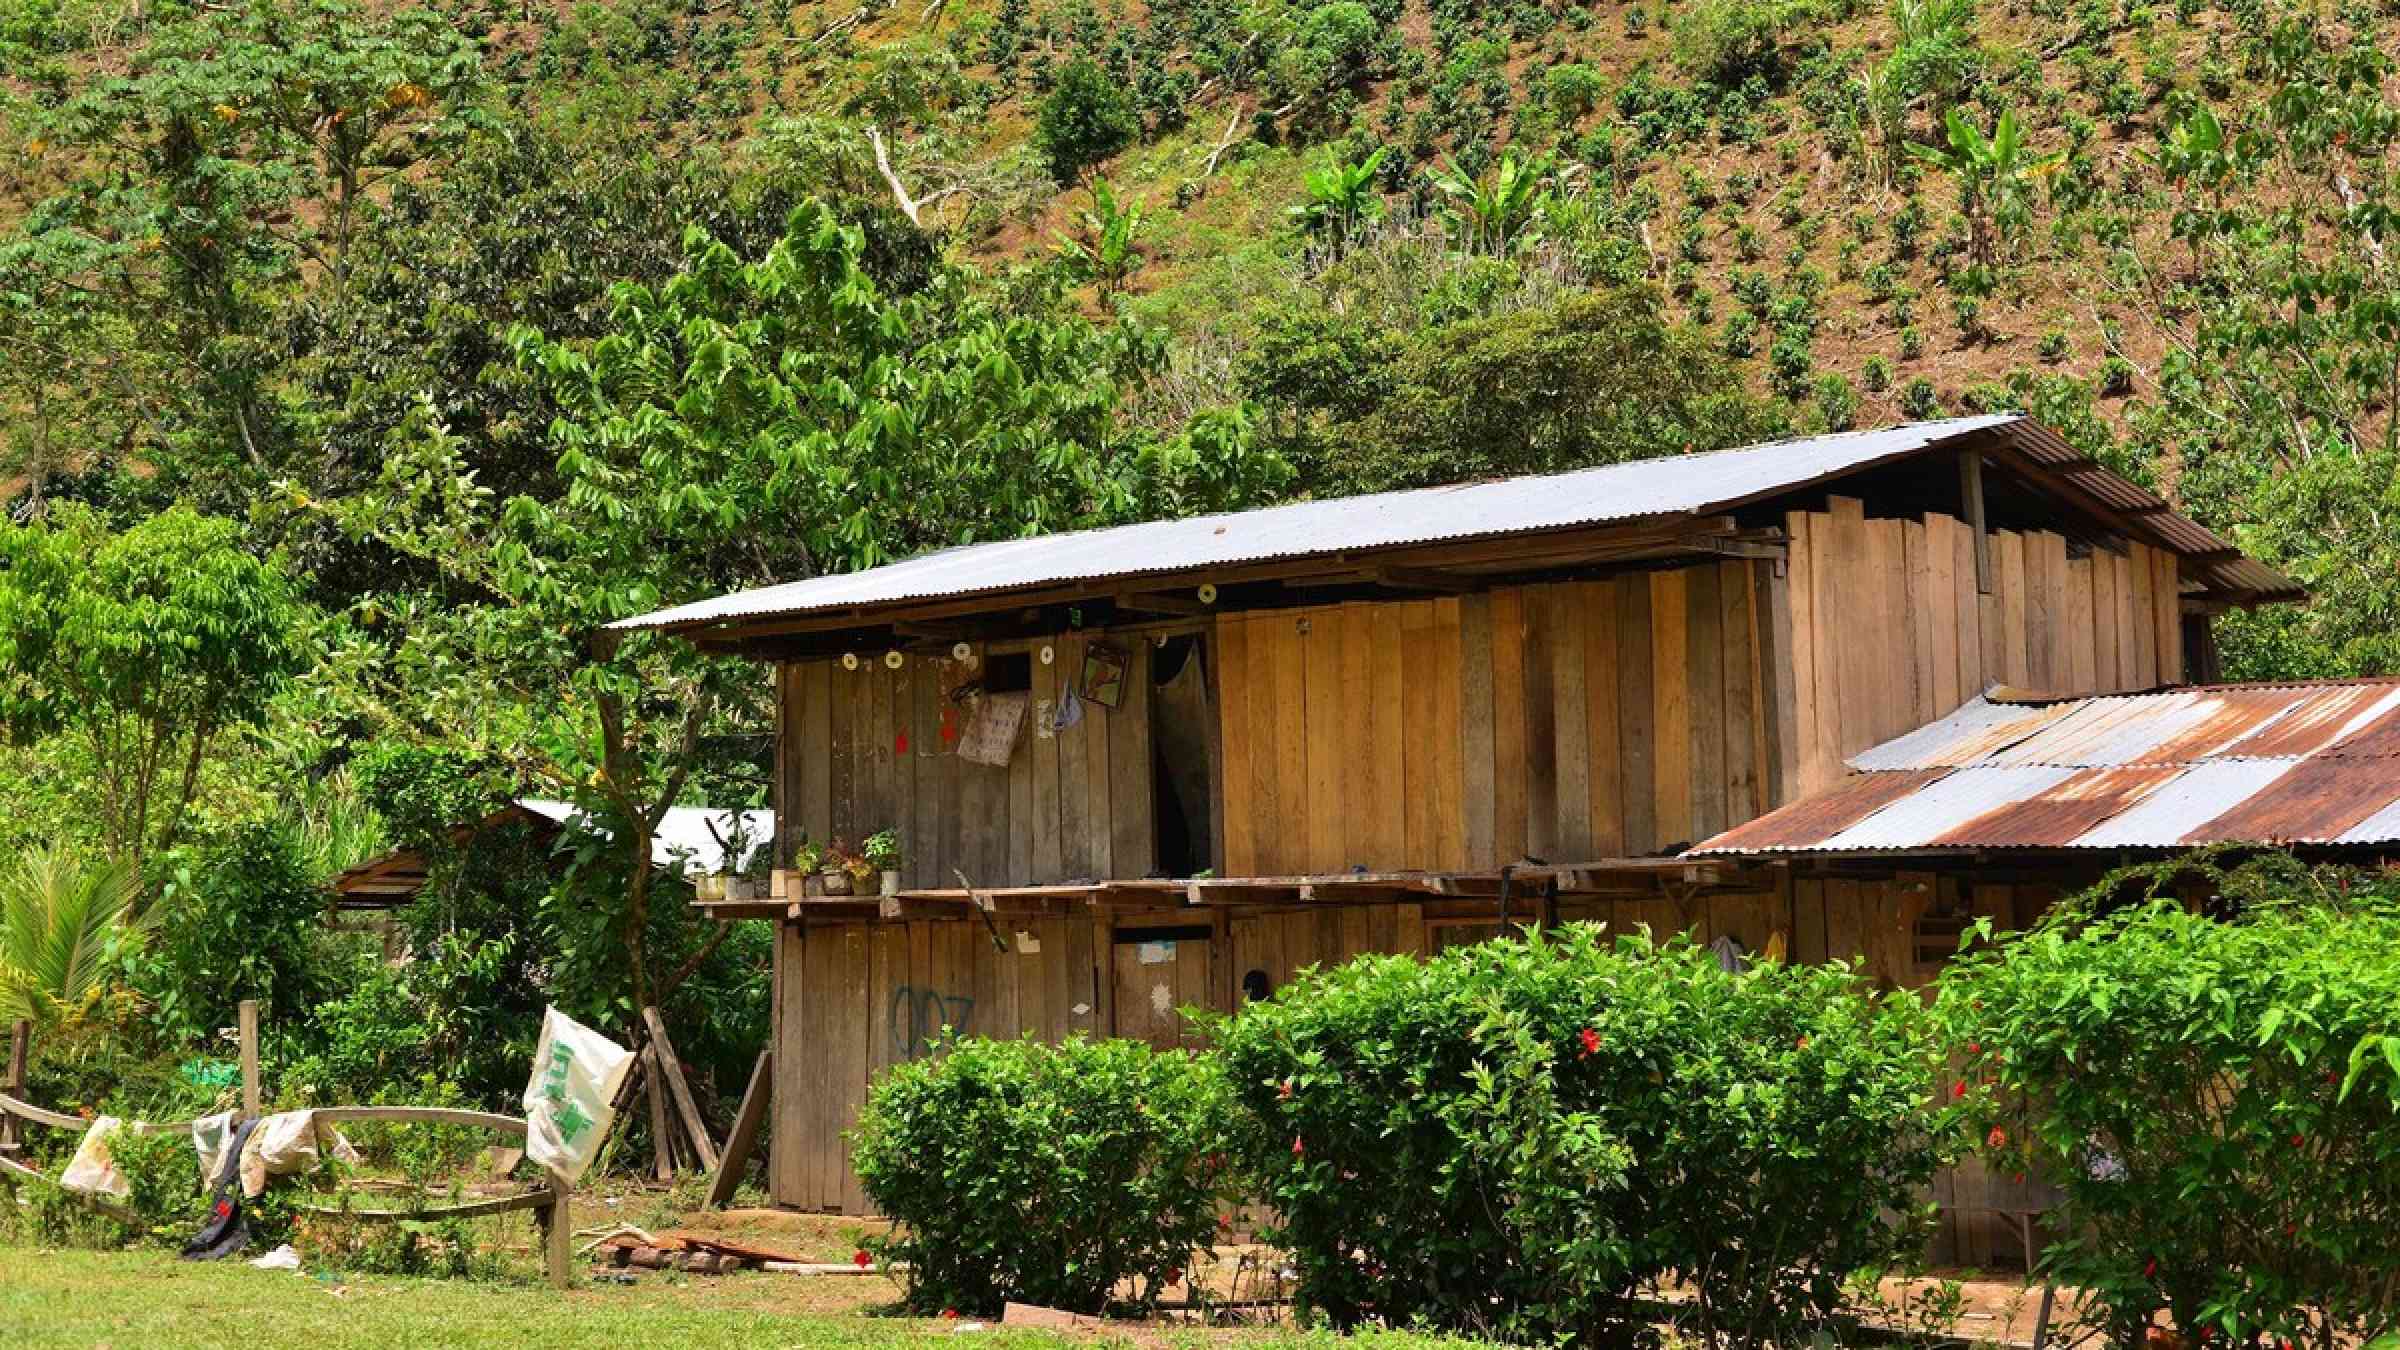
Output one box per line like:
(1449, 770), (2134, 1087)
(1690, 678), (2400, 856)
(614, 413), (2293, 633)
(518, 799), (772, 875)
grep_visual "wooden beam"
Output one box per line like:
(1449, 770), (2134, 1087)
(641, 1050), (674, 1182)
(706, 1049), (772, 1209)
(239, 999), (261, 1119)
(1959, 448), (1992, 596)
(1, 1020), (25, 1154)
(1368, 565), (1479, 594)
(639, 1007), (721, 1174)
(1114, 590), (1209, 615)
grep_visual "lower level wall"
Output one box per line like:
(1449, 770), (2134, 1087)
(766, 872), (2069, 1268)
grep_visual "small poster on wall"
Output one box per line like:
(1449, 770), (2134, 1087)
(1080, 642), (1128, 709)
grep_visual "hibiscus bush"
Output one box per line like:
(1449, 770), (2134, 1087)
(850, 1033), (1232, 1317)
(1936, 853), (2400, 1348)
(1213, 925), (1951, 1347)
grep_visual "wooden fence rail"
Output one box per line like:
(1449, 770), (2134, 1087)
(0, 1006), (572, 1288)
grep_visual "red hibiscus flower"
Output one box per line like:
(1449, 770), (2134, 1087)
(1578, 1028), (1601, 1058)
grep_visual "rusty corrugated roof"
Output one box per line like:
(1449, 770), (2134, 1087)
(1690, 679), (2400, 855)
(610, 414), (2299, 635)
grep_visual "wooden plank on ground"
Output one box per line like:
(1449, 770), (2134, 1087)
(707, 1049), (773, 1209)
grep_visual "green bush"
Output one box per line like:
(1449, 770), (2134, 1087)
(1215, 926), (1950, 1347)
(131, 821), (364, 1046)
(1937, 853), (2400, 1346)
(851, 1034), (1231, 1317)
(1034, 57), (1139, 182)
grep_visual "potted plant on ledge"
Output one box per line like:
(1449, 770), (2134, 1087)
(821, 838), (858, 895)
(863, 829), (903, 897)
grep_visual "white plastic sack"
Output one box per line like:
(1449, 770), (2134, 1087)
(60, 1116), (129, 1199)
(239, 1110), (363, 1198)
(191, 1110), (238, 1184)
(521, 1006), (636, 1184)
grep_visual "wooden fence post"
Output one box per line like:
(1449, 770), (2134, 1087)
(1, 1020), (29, 1154)
(238, 1000), (261, 1118)
(545, 1169), (573, 1289)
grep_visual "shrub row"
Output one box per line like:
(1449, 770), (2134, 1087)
(856, 862), (2400, 1348)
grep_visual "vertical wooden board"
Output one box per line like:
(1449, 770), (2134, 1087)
(1826, 498), (1873, 759)
(836, 924), (872, 1213)
(1924, 514), (1962, 716)
(1398, 603), (1438, 868)
(1396, 901), (1427, 956)
(2128, 545), (2158, 687)
(1460, 594), (1498, 868)
(867, 924), (904, 1087)
(969, 911), (1009, 1046)
(891, 662), (921, 890)
(2090, 549), (2121, 691)
(936, 660), (966, 888)
(796, 926), (831, 1208)
(866, 666), (895, 840)
(1490, 588), (1529, 866)
(1368, 605), (1407, 869)
(2029, 531), (2067, 692)
(2169, 547), (2188, 682)
(1783, 512), (1825, 798)
(828, 671), (857, 846)
(774, 665), (796, 864)
(1903, 521), (1935, 724)
(1953, 516), (1986, 699)
(1550, 584), (1593, 858)
(1302, 607), (1345, 873)
(1065, 913), (1099, 1041)
(1081, 642), (1117, 881)
(1864, 517), (1909, 744)
(1791, 878), (1828, 965)
(1996, 530), (2028, 688)
(1215, 618), (1255, 876)
(1337, 903), (1373, 965)
(1271, 614), (1311, 876)
(1239, 618), (1284, 876)
(1005, 665), (1033, 886)
(1823, 879), (1866, 969)
(909, 920), (937, 1051)
(1030, 644), (1064, 883)
(965, 742), (1009, 890)
(1337, 604), (1374, 867)
(1615, 574), (1657, 855)
(770, 926), (806, 1205)
(1720, 562), (1759, 826)
(1521, 587), (1561, 861)
(1651, 569), (1693, 851)
(1582, 581), (1624, 855)
(2113, 549), (2141, 691)
(1109, 638), (1153, 878)
(800, 662), (833, 853)
(1684, 566), (1726, 842)
(2065, 556), (2097, 695)
(1431, 597), (1467, 870)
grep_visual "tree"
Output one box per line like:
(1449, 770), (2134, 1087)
(0, 847), (146, 1031)
(1427, 150), (1556, 256)
(1052, 177), (1145, 297)
(1288, 147), (1389, 249)
(1034, 56), (1139, 183)
(1907, 107), (2059, 268)
(320, 202), (1281, 1019)
(0, 505), (307, 873)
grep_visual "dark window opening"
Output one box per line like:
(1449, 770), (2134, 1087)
(1150, 634), (1215, 877)
(984, 651), (1032, 694)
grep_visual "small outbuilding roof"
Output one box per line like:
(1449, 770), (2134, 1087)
(610, 414), (2297, 639)
(1689, 680), (2400, 856)
(331, 800), (772, 908)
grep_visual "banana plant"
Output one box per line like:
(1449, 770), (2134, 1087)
(1425, 150), (1556, 256)
(1052, 177), (1146, 298)
(1907, 107), (2062, 267)
(1287, 147), (1389, 251)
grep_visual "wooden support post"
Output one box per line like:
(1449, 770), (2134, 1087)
(1960, 447), (1992, 596)
(1, 1019), (28, 1154)
(545, 1169), (573, 1289)
(639, 1007), (721, 1173)
(641, 1051), (676, 1182)
(706, 1049), (773, 1209)
(238, 999), (261, 1119)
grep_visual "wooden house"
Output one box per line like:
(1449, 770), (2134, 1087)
(613, 413), (2322, 1264)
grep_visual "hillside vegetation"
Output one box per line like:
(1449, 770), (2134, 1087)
(0, 0), (2395, 1109)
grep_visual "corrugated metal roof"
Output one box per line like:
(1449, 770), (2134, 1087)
(611, 413), (2296, 634)
(1690, 679), (2400, 855)
(518, 800), (773, 875)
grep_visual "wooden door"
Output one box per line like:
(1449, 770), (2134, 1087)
(1111, 926), (1213, 1051)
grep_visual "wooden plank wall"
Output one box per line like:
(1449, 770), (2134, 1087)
(780, 635), (1154, 890)
(773, 876), (2069, 1267)
(1217, 561), (1775, 874)
(1784, 500), (2186, 797)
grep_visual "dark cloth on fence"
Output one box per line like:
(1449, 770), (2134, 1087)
(180, 1115), (261, 1262)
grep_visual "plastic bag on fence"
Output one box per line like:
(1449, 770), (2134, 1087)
(191, 1110), (238, 1183)
(521, 1006), (636, 1184)
(239, 1110), (363, 1198)
(60, 1116), (130, 1199)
